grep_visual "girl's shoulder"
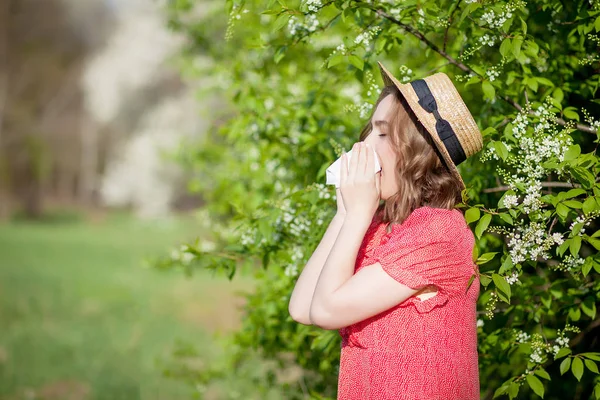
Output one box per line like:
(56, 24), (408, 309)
(382, 205), (468, 241)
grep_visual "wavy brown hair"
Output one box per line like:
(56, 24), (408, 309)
(358, 84), (463, 232)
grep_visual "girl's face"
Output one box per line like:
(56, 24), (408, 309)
(362, 94), (400, 201)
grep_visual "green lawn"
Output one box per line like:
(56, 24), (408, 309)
(0, 211), (258, 400)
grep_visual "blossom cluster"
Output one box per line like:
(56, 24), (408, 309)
(485, 291), (498, 318)
(397, 65), (414, 84)
(553, 254), (586, 272)
(512, 325), (581, 374)
(478, 34), (497, 47)
(225, 4), (250, 41)
(288, 14), (319, 37)
(514, 330), (530, 343)
(170, 244), (196, 265)
(486, 66), (501, 82)
(479, 0), (524, 30)
(417, 8), (426, 25)
(505, 271), (519, 285)
(284, 245), (305, 277)
(304, 0), (322, 13)
(331, 43), (347, 56)
(354, 26), (382, 48)
(343, 70), (380, 119)
(582, 108), (600, 132)
(503, 194), (519, 209)
(480, 9), (513, 29)
(569, 214), (592, 236)
(483, 102), (573, 217)
(505, 220), (554, 264)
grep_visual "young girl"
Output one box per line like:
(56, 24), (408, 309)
(289, 61), (484, 400)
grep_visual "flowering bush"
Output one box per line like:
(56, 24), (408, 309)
(161, 0), (600, 398)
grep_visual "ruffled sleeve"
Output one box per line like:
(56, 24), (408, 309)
(371, 207), (472, 313)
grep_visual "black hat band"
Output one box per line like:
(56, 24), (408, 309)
(410, 79), (467, 166)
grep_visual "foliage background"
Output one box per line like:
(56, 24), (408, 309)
(163, 0), (600, 398)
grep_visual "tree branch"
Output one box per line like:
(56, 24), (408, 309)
(443, 0), (463, 53)
(368, 6), (598, 135)
(482, 181), (581, 193)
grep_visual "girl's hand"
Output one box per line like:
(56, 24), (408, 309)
(340, 142), (381, 227)
(335, 188), (346, 217)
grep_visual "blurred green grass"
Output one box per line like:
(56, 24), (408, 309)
(0, 211), (256, 400)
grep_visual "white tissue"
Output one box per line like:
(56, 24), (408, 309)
(325, 147), (382, 188)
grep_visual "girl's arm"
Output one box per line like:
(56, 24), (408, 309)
(309, 215), (420, 330)
(288, 190), (345, 325)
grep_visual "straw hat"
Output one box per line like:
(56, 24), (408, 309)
(377, 61), (483, 191)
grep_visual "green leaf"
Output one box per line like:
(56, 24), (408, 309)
(585, 359), (599, 374)
(535, 76), (554, 87)
(465, 273), (476, 292)
(492, 273), (511, 303)
(512, 37), (523, 57)
(560, 357), (571, 375)
(348, 55), (364, 70)
(480, 274), (492, 288)
(526, 374), (544, 398)
(564, 144), (581, 161)
(482, 81), (496, 99)
(571, 167), (596, 188)
(508, 382), (520, 399)
(272, 13), (290, 32)
(500, 38), (512, 57)
(475, 213), (492, 239)
(564, 188), (586, 199)
(499, 255), (514, 274)
(596, 15), (600, 32)
(582, 258), (593, 277)
(569, 307), (581, 321)
(556, 203), (570, 219)
(327, 54), (345, 68)
(274, 45), (287, 64)
(555, 347), (572, 359)
(587, 237), (600, 250)
(563, 200), (582, 209)
(261, 9), (281, 15)
(499, 212), (514, 225)
(553, 87), (564, 103)
(534, 368), (551, 380)
(465, 207), (480, 224)
(525, 76), (539, 91)
(477, 252), (499, 265)
(582, 352), (600, 361)
(563, 107), (579, 121)
(493, 141), (509, 161)
(583, 197), (599, 215)
(569, 235), (581, 256)
(493, 383), (510, 399)
(572, 357), (584, 381)
(582, 297), (597, 320)
(520, 17), (527, 35)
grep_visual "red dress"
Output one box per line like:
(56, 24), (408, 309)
(337, 206), (480, 400)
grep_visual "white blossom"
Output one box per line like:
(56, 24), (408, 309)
(505, 271), (519, 285)
(503, 194), (519, 209)
(552, 232), (564, 245)
(305, 0), (322, 13)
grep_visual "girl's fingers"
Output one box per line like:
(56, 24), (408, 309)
(340, 151), (348, 186)
(349, 142), (360, 178)
(365, 143), (373, 177)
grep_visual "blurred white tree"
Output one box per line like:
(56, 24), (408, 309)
(81, 0), (204, 217)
